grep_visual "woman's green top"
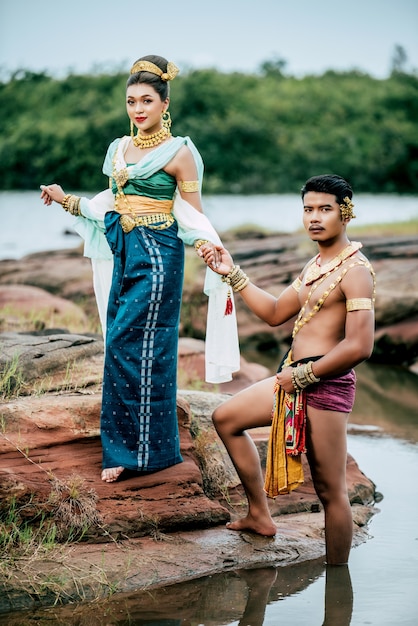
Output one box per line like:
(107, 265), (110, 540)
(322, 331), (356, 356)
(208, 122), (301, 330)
(112, 169), (177, 200)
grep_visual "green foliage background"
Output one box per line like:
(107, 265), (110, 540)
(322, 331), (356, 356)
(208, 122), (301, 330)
(1, 66), (417, 194)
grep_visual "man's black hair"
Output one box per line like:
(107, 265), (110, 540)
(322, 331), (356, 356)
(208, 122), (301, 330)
(301, 175), (353, 204)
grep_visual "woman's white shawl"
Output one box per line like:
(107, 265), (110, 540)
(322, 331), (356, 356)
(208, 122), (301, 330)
(73, 135), (240, 383)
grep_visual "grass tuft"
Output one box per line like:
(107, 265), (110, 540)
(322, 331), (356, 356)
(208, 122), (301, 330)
(47, 474), (101, 541)
(0, 354), (25, 400)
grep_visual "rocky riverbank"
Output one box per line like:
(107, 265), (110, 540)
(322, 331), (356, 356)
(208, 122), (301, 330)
(0, 231), (417, 613)
(1, 232), (417, 369)
(0, 335), (377, 614)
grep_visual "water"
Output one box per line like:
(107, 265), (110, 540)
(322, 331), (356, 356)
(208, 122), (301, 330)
(1, 191), (417, 260)
(346, 436), (418, 625)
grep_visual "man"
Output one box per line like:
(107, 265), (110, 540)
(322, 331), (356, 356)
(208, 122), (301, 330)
(200, 174), (376, 565)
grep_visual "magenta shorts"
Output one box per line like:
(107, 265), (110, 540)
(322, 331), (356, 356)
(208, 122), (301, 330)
(305, 369), (356, 413)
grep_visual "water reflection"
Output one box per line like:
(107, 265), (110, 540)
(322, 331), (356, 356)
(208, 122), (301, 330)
(235, 567), (278, 626)
(2, 558), (358, 625)
(235, 563), (353, 626)
(322, 565), (353, 626)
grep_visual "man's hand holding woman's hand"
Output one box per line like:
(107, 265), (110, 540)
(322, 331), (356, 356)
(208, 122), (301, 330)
(198, 244), (234, 275)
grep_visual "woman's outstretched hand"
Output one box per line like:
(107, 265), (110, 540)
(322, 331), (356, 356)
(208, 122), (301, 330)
(40, 184), (66, 206)
(198, 244), (234, 276)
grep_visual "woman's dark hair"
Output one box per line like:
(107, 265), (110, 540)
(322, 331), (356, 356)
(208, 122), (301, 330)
(301, 174), (353, 204)
(127, 55), (170, 100)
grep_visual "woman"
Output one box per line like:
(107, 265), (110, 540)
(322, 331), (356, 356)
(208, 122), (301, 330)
(41, 55), (239, 483)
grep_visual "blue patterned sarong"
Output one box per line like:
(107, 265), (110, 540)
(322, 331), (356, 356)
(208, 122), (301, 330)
(100, 211), (184, 472)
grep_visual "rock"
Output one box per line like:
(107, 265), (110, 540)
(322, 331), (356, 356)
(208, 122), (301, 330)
(0, 391), (230, 539)
(0, 328), (269, 398)
(0, 248), (99, 321)
(177, 336), (271, 394)
(0, 247), (92, 299)
(373, 317), (418, 366)
(0, 284), (89, 332)
(0, 330), (103, 385)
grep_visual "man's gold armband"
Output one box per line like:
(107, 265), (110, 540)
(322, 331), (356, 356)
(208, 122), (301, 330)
(291, 277), (302, 293)
(346, 298), (373, 312)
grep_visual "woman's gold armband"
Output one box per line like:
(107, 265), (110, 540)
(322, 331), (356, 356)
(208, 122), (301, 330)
(180, 180), (199, 193)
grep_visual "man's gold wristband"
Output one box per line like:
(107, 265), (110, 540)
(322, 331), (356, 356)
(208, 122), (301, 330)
(221, 265), (250, 292)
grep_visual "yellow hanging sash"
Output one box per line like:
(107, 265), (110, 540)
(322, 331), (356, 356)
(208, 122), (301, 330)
(264, 353), (306, 498)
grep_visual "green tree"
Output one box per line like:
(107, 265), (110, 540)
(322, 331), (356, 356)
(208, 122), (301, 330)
(1, 65), (417, 194)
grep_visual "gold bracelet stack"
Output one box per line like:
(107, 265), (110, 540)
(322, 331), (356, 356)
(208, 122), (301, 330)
(221, 265), (250, 293)
(291, 361), (320, 391)
(194, 239), (209, 252)
(62, 194), (81, 216)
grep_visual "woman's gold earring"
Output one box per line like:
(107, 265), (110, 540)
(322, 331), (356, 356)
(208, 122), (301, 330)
(130, 120), (136, 140)
(162, 110), (172, 131)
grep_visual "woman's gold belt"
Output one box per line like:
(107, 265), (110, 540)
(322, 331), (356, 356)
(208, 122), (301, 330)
(115, 195), (175, 233)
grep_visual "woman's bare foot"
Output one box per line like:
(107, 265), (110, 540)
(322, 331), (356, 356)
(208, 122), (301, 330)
(101, 467), (125, 482)
(226, 513), (277, 537)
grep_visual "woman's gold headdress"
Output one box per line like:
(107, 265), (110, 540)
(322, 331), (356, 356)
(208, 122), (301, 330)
(130, 60), (179, 81)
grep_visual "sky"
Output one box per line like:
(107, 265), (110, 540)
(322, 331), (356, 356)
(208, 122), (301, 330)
(1, 0), (417, 79)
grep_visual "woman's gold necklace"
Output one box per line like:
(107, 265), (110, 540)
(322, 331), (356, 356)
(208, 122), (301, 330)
(132, 126), (171, 149)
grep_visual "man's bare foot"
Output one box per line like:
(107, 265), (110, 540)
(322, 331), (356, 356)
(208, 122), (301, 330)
(101, 467), (125, 483)
(226, 514), (277, 537)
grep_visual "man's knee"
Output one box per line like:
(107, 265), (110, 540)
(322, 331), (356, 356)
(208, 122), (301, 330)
(314, 479), (349, 506)
(212, 404), (227, 432)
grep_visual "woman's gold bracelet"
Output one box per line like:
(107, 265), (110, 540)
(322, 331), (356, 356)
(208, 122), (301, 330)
(194, 239), (209, 252)
(62, 194), (81, 216)
(222, 265), (250, 292)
